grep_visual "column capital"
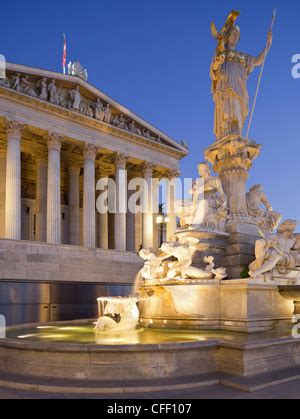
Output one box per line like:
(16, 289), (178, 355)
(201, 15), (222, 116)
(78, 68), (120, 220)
(35, 149), (48, 166)
(47, 132), (63, 151)
(6, 120), (26, 139)
(165, 169), (180, 179)
(83, 143), (97, 161)
(0, 140), (6, 157)
(142, 161), (154, 177)
(204, 137), (261, 175)
(114, 152), (128, 169)
(68, 159), (82, 174)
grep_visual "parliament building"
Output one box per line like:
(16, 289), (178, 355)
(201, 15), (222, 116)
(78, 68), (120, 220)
(0, 62), (188, 325)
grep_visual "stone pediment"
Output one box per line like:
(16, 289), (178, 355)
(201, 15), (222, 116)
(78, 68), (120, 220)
(0, 63), (189, 158)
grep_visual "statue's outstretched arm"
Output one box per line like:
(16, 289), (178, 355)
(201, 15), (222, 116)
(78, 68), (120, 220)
(255, 31), (273, 66)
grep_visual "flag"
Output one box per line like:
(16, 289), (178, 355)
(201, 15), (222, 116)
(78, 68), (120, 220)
(62, 34), (67, 73)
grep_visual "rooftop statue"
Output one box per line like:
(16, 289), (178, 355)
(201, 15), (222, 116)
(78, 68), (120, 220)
(210, 10), (273, 141)
(68, 61), (88, 81)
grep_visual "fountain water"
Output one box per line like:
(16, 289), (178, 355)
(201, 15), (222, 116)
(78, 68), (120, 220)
(95, 297), (140, 332)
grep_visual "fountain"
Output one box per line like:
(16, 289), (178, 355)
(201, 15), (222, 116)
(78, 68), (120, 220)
(95, 297), (140, 332)
(1, 10), (300, 394)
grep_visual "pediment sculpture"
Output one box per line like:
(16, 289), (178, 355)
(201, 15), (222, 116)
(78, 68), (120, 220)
(0, 71), (176, 149)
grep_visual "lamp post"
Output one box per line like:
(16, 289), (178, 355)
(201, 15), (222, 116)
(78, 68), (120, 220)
(156, 204), (170, 247)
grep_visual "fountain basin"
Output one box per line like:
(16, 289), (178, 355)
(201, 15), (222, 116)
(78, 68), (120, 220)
(0, 320), (219, 381)
(138, 280), (295, 332)
(1, 319), (300, 389)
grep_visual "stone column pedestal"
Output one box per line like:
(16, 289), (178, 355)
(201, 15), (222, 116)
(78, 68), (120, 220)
(100, 212), (109, 250)
(205, 135), (261, 278)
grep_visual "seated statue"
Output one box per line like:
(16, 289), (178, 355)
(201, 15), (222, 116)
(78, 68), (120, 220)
(249, 219), (300, 280)
(175, 162), (228, 232)
(246, 184), (282, 233)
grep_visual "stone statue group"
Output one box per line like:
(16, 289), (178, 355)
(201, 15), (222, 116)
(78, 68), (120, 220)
(136, 10), (300, 284)
(137, 236), (227, 288)
(175, 163), (281, 236)
(0, 72), (163, 144)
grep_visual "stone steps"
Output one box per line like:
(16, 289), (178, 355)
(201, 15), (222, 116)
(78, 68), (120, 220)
(1, 366), (300, 395)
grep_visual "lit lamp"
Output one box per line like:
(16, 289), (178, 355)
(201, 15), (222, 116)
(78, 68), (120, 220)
(156, 204), (170, 246)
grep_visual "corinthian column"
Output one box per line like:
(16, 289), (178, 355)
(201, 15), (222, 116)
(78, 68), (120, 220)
(114, 153), (128, 251)
(166, 170), (180, 240)
(35, 150), (48, 242)
(83, 144), (97, 248)
(0, 142), (7, 238)
(142, 162), (154, 249)
(68, 159), (81, 246)
(96, 166), (111, 250)
(5, 120), (25, 240)
(47, 132), (63, 244)
(126, 175), (136, 252)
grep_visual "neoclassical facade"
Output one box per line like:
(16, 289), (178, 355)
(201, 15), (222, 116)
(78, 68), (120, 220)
(0, 63), (188, 324)
(0, 63), (187, 250)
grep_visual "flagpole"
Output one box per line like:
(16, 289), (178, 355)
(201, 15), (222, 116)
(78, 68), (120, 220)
(246, 8), (276, 138)
(62, 33), (67, 75)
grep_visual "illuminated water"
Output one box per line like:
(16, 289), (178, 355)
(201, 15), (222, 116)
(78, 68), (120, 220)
(5, 323), (294, 346)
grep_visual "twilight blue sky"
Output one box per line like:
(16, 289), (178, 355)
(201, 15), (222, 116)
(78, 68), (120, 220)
(1, 0), (300, 223)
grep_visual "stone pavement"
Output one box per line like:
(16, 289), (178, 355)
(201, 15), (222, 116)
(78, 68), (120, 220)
(0, 380), (300, 399)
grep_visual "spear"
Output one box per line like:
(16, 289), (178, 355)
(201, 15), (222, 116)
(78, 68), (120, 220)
(246, 8), (277, 138)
